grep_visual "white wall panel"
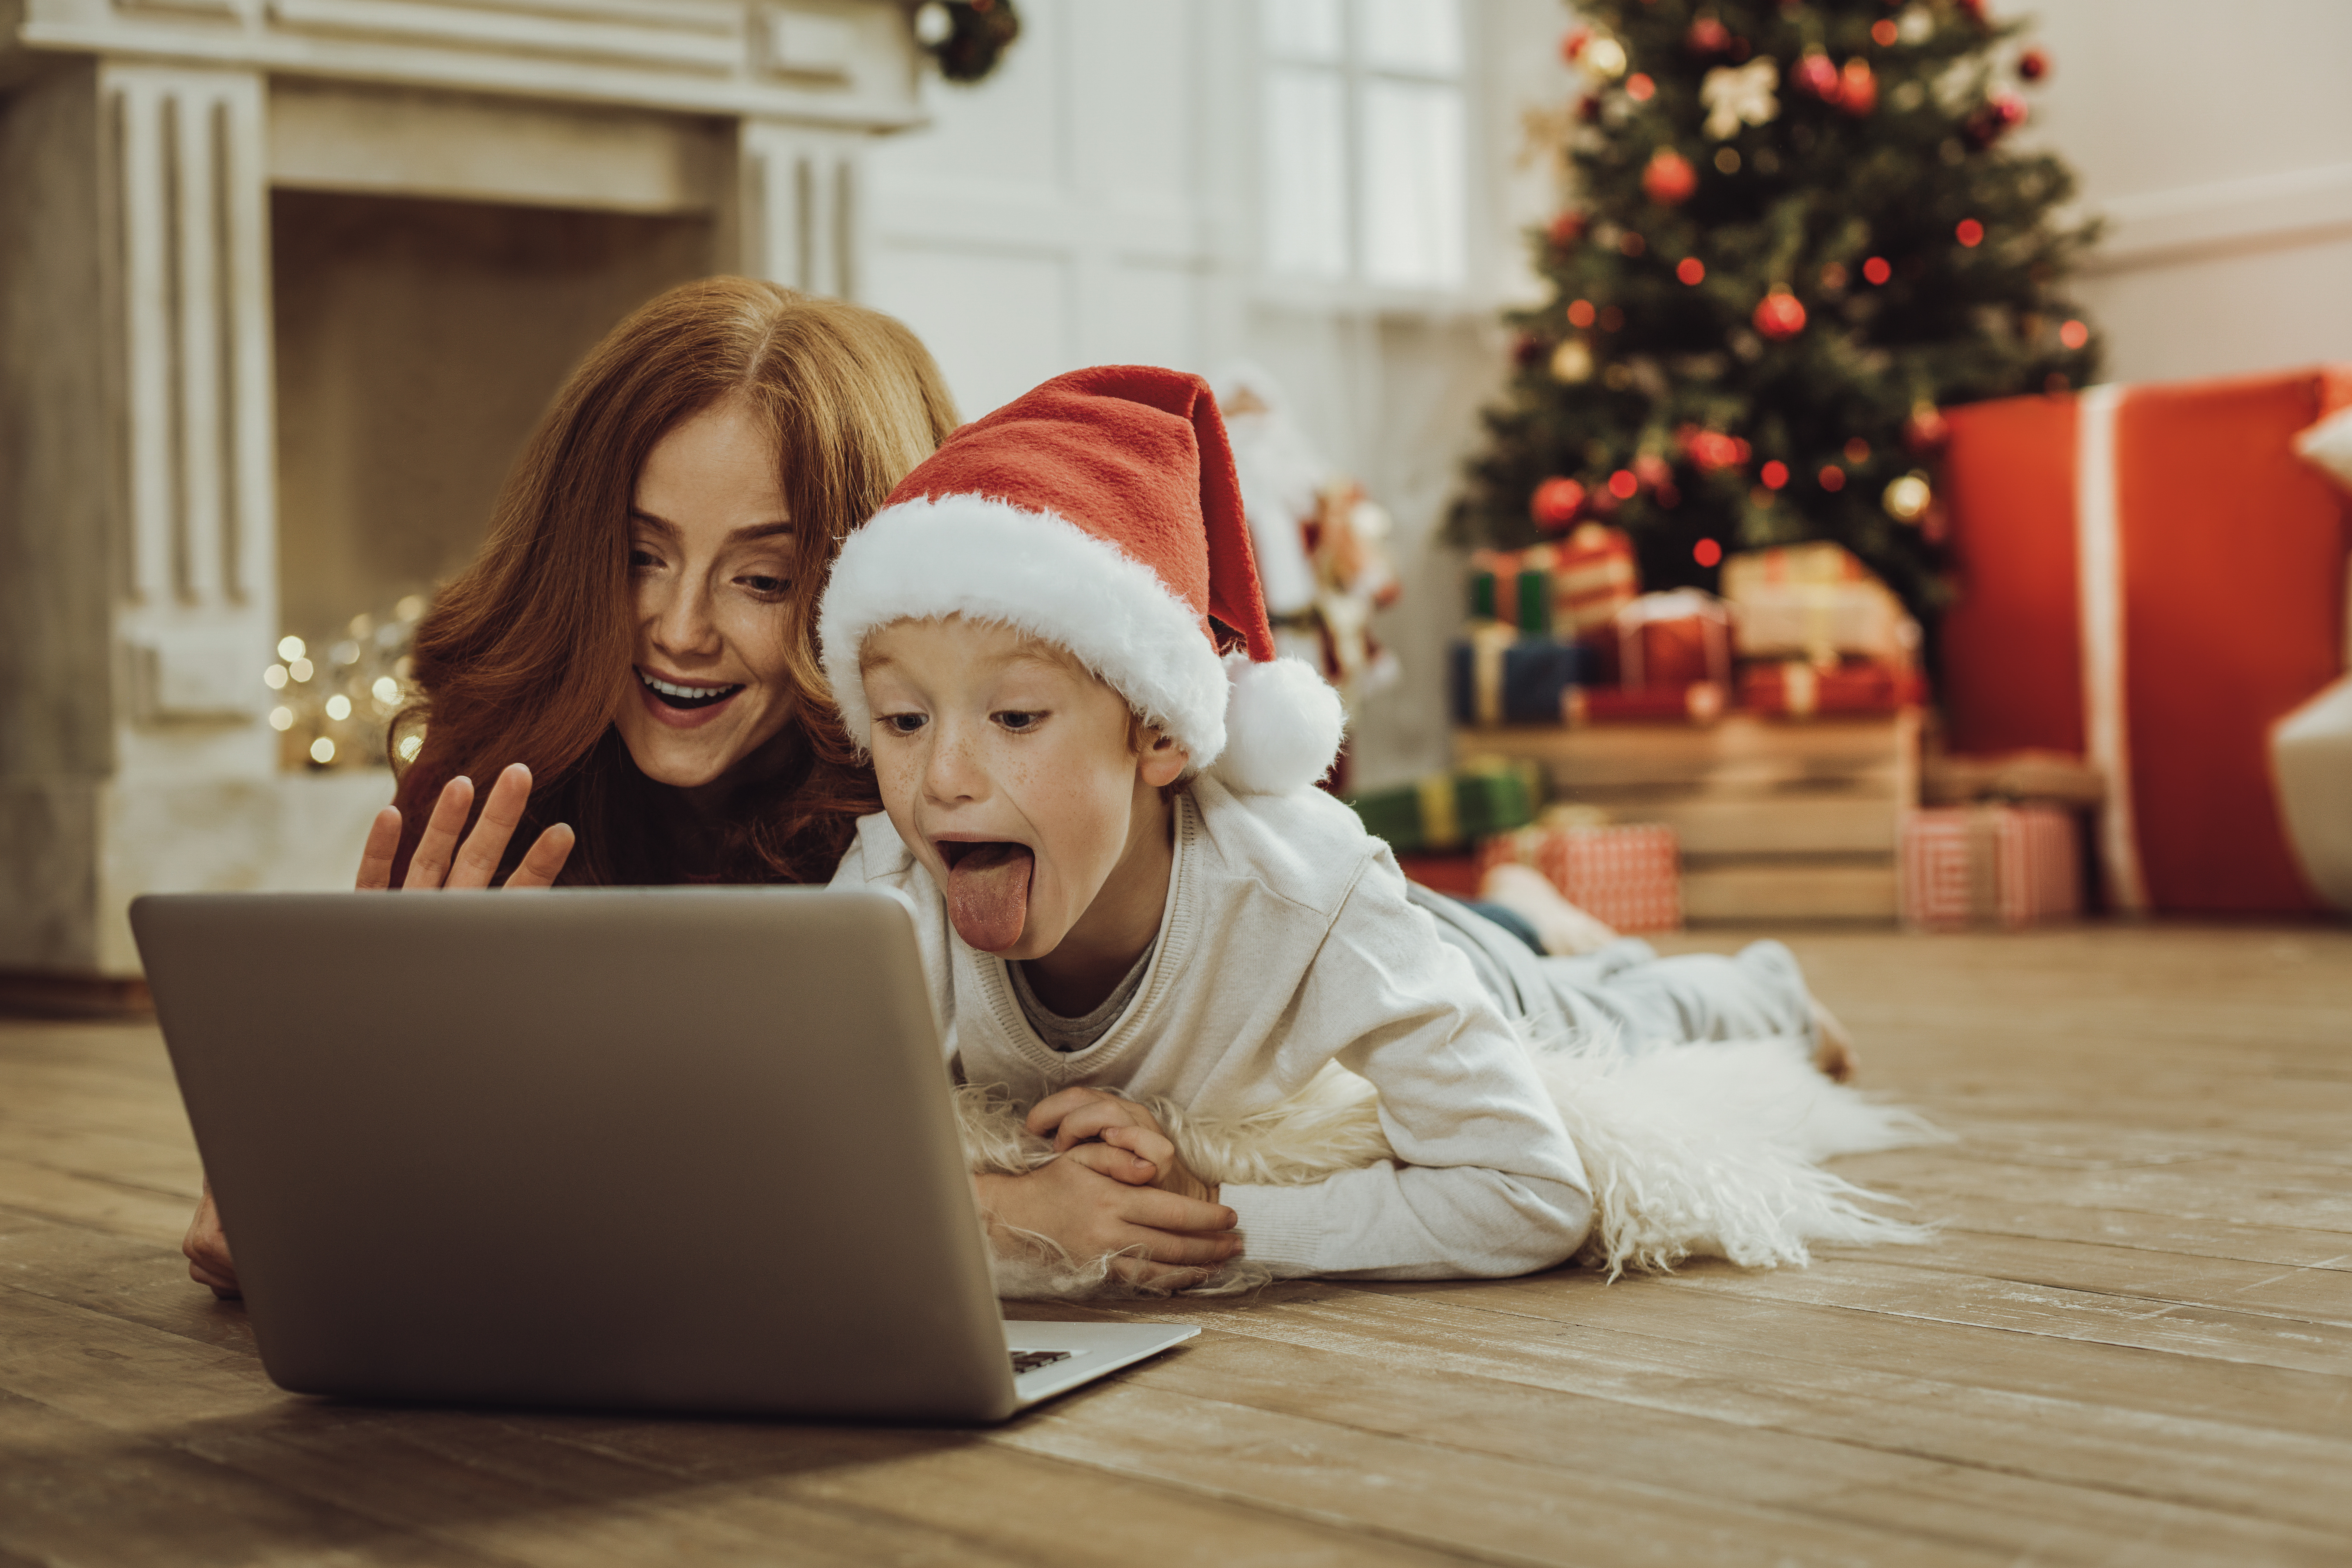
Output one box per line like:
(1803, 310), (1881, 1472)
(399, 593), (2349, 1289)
(862, 244), (1075, 419)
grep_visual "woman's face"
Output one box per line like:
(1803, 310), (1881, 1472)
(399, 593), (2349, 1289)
(614, 398), (802, 792)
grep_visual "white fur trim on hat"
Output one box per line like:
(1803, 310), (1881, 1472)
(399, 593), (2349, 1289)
(819, 494), (1232, 765)
(1210, 652), (1347, 795)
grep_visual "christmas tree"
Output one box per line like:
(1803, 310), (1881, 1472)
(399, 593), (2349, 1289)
(1451, 0), (2099, 627)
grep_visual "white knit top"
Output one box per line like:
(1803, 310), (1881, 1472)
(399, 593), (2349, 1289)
(827, 775), (1595, 1280)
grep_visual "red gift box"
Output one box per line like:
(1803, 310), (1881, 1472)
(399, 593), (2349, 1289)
(1899, 805), (2082, 930)
(1550, 523), (1639, 635)
(1478, 821), (1682, 933)
(1738, 658), (1924, 717)
(1610, 590), (1732, 688)
(1568, 681), (1727, 726)
(1940, 368), (2352, 914)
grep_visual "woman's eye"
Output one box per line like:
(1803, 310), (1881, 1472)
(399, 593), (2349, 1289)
(628, 548), (661, 570)
(994, 710), (1044, 733)
(880, 713), (927, 736)
(738, 575), (790, 597)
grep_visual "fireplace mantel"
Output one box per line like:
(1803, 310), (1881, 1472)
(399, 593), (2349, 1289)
(0, 0), (926, 978)
(12, 0), (924, 128)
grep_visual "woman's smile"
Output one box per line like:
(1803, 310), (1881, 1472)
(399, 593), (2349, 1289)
(635, 666), (748, 728)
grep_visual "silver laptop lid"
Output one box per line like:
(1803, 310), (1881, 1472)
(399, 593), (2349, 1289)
(134, 887), (1020, 1422)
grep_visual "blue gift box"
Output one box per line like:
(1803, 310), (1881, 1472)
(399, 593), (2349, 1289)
(1450, 635), (1602, 726)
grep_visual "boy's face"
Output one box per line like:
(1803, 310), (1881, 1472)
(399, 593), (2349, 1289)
(861, 616), (1189, 958)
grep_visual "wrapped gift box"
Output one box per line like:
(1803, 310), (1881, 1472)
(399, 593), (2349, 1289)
(1567, 681), (1728, 726)
(1899, 805), (2082, 930)
(1449, 628), (1604, 726)
(1470, 527), (1639, 641)
(1478, 817), (1682, 933)
(1347, 759), (1542, 853)
(1720, 542), (1919, 665)
(1549, 523), (1640, 635)
(1738, 658), (1924, 717)
(1939, 367), (2352, 914)
(1610, 589), (1732, 689)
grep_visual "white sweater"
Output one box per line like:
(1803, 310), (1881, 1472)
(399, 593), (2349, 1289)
(827, 775), (1595, 1280)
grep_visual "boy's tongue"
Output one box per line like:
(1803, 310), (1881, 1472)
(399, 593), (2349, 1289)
(946, 842), (1033, 951)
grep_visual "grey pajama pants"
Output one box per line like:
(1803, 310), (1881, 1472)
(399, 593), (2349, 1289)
(1407, 884), (1820, 1058)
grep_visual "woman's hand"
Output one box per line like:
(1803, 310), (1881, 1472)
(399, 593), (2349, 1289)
(1027, 1086), (1219, 1205)
(356, 762), (576, 890)
(975, 1157), (1241, 1290)
(183, 1180), (240, 1299)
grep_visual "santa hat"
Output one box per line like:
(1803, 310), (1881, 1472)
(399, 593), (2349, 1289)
(818, 365), (1345, 795)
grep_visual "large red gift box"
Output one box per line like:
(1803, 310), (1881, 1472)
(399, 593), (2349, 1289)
(1899, 805), (2082, 930)
(1477, 821), (1682, 933)
(1939, 368), (2352, 914)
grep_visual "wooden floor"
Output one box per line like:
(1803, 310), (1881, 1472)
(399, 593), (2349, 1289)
(3, 924), (2349, 1566)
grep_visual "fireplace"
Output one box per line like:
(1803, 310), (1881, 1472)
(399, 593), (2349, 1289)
(0, 0), (921, 978)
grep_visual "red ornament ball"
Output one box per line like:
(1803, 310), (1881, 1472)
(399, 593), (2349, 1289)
(1560, 26), (1590, 62)
(1837, 58), (1878, 116)
(1685, 16), (1733, 55)
(1625, 72), (1656, 102)
(1512, 333), (1549, 369)
(1752, 289), (1808, 340)
(1862, 255), (1892, 285)
(1607, 469), (1639, 500)
(2060, 318), (2090, 350)
(1549, 210), (1588, 248)
(1693, 538), (1723, 568)
(1955, 217), (1985, 247)
(1635, 454), (1673, 489)
(1531, 477), (1587, 531)
(2018, 48), (2049, 81)
(1993, 93), (2029, 129)
(1870, 18), (1898, 47)
(1903, 405), (1952, 454)
(1676, 256), (1706, 285)
(1791, 52), (1841, 100)
(1760, 460), (1790, 490)
(1643, 148), (1698, 206)
(1567, 298), (1597, 328)
(1818, 464), (1847, 492)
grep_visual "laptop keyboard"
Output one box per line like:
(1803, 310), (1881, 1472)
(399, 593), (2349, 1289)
(1011, 1350), (1073, 1375)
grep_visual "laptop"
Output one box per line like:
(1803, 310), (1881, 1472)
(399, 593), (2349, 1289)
(131, 887), (1197, 1422)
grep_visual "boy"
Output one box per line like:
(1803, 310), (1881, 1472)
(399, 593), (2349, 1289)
(820, 366), (1838, 1288)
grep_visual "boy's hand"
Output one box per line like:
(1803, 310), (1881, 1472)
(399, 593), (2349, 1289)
(1027, 1086), (1219, 1205)
(975, 1158), (1241, 1290)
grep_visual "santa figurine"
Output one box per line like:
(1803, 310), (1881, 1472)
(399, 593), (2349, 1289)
(1213, 363), (1403, 770)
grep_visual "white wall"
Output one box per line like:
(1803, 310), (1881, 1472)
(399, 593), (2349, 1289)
(2025, 0), (2352, 383)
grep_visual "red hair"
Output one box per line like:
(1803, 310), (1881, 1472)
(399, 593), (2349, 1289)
(389, 279), (958, 885)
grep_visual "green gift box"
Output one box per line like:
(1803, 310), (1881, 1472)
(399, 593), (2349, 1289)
(1345, 759), (1544, 853)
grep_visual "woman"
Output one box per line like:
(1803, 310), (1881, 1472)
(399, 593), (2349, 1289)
(184, 277), (959, 1294)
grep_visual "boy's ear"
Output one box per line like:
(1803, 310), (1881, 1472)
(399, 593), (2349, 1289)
(1138, 727), (1190, 789)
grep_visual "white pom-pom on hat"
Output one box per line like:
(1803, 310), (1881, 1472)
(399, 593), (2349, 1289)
(1210, 652), (1346, 795)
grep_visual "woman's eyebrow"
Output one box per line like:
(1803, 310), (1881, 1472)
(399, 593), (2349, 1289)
(627, 510), (792, 542)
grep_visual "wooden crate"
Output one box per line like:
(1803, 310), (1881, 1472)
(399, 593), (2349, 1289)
(1455, 710), (1919, 923)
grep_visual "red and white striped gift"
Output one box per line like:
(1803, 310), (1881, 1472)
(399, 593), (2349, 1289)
(1899, 805), (2082, 930)
(1479, 822), (1682, 933)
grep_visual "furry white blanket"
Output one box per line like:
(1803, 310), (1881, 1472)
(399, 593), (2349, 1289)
(962, 1037), (1943, 1299)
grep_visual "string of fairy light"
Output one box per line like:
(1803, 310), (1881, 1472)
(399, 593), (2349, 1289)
(262, 595), (428, 770)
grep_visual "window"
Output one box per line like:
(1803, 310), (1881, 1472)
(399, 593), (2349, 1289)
(1262, 0), (1467, 292)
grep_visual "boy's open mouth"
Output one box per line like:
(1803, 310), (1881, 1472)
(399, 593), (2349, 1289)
(637, 668), (744, 710)
(939, 840), (1034, 952)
